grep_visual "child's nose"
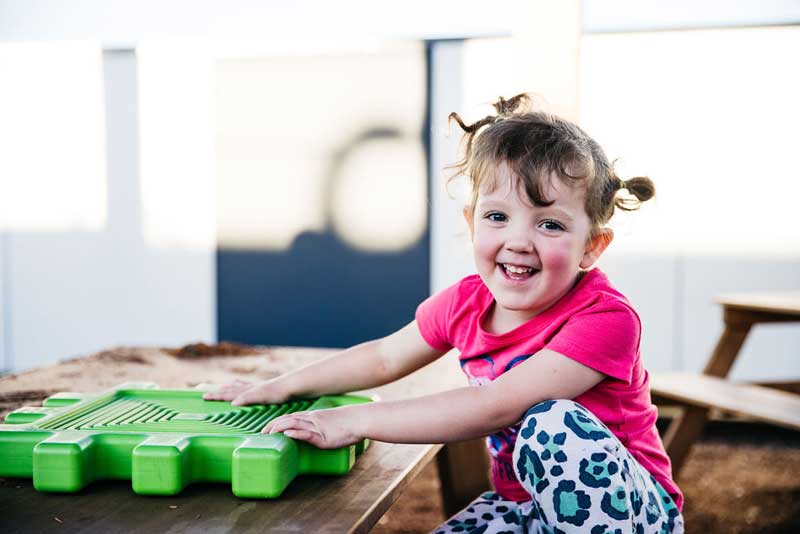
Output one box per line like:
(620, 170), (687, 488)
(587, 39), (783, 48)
(504, 227), (534, 253)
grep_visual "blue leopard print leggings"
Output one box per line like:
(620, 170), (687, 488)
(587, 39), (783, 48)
(433, 400), (684, 534)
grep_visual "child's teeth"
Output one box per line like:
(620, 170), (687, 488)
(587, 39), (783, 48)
(504, 264), (532, 274)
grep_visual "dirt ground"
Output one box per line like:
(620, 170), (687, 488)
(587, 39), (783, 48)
(2, 345), (799, 533)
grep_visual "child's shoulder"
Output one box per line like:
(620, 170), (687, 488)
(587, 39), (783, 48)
(453, 274), (493, 302)
(572, 269), (638, 316)
(455, 273), (485, 292)
(433, 274), (492, 314)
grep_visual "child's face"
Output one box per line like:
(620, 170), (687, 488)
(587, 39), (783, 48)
(465, 164), (611, 328)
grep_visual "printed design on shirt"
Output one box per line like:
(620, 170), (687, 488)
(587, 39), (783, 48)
(459, 353), (532, 384)
(486, 425), (518, 459)
(460, 353), (533, 458)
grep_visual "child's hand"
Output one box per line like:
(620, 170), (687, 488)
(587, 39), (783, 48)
(202, 379), (289, 406)
(263, 407), (361, 449)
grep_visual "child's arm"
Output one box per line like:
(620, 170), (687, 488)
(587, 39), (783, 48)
(263, 347), (605, 448)
(203, 321), (446, 405)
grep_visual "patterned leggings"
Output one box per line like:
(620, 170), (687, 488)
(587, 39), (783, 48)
(433, 400), (684, 534)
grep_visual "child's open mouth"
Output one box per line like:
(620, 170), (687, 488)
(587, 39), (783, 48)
(499, 263), (539, 281)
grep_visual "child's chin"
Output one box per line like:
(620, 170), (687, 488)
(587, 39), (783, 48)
(496, 297), (542, 314)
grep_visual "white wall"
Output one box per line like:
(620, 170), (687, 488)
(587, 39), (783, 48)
(0, 50), (215, 371)
(429, 41), (472, 293)
(0, 0), (515, 44)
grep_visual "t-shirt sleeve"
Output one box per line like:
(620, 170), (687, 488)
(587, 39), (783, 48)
(414, 281), (461, 352)
(544, 301), (641, 384)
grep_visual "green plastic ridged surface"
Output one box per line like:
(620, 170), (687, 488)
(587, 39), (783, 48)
(0, 382), (371, 498)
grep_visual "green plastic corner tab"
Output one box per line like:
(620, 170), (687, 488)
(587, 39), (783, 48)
(0, 383), (371, 498)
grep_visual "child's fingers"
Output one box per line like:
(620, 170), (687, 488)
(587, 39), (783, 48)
(262, 413), (313, 434)
(266, 415), (325, 446)
(231, 382), (282, 406)
(261, 414), (287, 434)
(231, 391), (258, 406)
(282, 429), (322, 446)
(204, 387), (238, 400)
(265, 415), (309, 434)
(203, 380), (251, 401)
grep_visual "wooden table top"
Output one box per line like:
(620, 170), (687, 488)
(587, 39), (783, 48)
(716, 291), (800, 316)
(0, 345), (465, 533)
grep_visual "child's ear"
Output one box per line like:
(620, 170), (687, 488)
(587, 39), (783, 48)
(580, 228), (614, 269)
(463, 206), (475, 240)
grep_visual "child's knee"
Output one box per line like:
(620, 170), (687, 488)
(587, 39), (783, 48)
(521, 399), (583, 421)
(511, 400), (576, 494)
(518, 399), (612, 448)
(515, 400), (576, 461)
(512, 399), (617, 492)
(518, 399), (587, 442)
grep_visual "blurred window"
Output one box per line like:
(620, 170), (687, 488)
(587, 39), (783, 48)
(215, 42), (427, 253)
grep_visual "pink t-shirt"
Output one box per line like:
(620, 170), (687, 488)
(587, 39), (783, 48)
(415, 268), (683, 510)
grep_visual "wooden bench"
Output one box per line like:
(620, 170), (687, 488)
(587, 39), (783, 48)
(651, 292), (800, 475)
(651, 372), (800, 431)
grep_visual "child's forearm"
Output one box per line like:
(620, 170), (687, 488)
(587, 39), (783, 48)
(350, 385), (524, 444)
(277, 339), (395, 398)
(213, 321), (444, 406)
(276, 321), (442, 399)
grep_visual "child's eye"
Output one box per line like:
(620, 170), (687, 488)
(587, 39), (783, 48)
(485, 212), (507, 222)
(539, 219), (565, 231)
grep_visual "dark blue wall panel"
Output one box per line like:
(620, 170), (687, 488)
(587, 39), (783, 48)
(217, 232), (429, 348)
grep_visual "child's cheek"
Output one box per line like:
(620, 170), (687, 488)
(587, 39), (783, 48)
(474, 238), (497, 265)
(540, 240), (577, 270)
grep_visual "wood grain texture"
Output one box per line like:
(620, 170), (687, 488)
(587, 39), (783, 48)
(651, 373), (800, 431)
(702, 315), (751, 377)
(716, 292), (800, 316)
(660, 405), (710, 475)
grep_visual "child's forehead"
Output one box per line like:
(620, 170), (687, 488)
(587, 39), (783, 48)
(477, 167), (583, 206)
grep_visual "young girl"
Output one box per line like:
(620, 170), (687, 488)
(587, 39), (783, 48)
(205, 94), (684, 534)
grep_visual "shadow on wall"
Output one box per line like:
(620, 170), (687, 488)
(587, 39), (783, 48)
(217, 127), (430, 348)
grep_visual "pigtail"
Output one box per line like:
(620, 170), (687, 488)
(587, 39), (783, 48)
(446, 93), (534, 189)
(614, 175), (655, 211)
(494, 94), (530, 116)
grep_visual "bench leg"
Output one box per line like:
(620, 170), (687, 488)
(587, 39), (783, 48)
(703, 314), (752, 377)
(662, 405), (710, 476)
(662, 314), (753, 476)
(436, 439), (490, 517)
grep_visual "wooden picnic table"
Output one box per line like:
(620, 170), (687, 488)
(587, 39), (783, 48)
(651, 291), (800, 475)
(0, 345), (489, 533)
